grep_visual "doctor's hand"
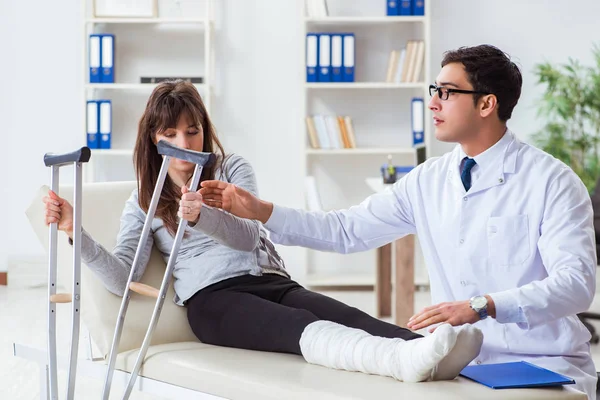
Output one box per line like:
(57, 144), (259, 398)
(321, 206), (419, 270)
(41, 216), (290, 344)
(178, 185), (204, 224)
(407, 300), (484, 333)
(200, 180), (273, 224)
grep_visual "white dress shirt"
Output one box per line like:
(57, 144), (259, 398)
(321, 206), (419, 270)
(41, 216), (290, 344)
(265, 130), (598, 398)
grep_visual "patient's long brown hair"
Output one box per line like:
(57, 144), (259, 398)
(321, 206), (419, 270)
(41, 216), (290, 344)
(134, 80), (225, 236)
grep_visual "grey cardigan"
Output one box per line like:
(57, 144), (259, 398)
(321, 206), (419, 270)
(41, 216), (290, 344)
(79, 154), (289, 305)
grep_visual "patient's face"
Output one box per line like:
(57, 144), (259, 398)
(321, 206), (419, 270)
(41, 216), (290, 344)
(155, 112), (205, 178)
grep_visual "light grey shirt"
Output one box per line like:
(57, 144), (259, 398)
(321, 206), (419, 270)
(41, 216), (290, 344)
(79, 154), (289, 305)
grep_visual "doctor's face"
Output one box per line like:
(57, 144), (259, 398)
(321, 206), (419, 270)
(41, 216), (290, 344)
(428, 62), (483, 143)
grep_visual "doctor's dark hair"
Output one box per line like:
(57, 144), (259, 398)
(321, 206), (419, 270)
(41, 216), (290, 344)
(441, 44), (522, 122)
(134, 80), (226, 236)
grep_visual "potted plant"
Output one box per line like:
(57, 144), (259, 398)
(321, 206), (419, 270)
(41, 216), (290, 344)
(532, 44), (600, 193)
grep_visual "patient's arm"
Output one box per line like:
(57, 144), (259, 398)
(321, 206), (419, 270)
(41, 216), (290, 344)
(190, 154), (261, 252)
(77, 190), (154, 296)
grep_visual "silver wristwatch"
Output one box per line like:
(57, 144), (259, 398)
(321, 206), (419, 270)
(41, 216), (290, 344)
(470, 295), (488, 320)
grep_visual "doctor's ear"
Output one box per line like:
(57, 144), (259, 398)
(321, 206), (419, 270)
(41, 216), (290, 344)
(479, 94), (497, 118)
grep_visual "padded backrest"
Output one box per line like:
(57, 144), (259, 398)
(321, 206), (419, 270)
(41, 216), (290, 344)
(25, 181), (198, 358)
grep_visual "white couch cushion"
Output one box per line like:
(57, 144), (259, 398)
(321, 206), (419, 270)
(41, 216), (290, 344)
(114, 342), (585, 400)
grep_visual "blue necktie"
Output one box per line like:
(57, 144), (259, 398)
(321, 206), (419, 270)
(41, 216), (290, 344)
(461, 157), (477, 191)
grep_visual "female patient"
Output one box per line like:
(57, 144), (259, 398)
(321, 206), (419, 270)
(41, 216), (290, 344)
(43, 80), (481, 382)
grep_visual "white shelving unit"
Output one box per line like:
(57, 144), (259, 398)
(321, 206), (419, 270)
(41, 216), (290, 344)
(82, 0), (215, 182)
(301, 1), (431, 289)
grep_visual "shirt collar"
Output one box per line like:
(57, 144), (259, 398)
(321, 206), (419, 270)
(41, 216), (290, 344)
(458, 128), (513, 172)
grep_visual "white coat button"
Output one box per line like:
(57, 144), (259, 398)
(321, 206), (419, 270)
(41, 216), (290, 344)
(459, 239), (464, 244)
(476, 360), (482, 365)
(463, 197), (468, 202)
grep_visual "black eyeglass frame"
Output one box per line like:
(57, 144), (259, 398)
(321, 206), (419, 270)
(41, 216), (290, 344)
(429, 84), (491, 101)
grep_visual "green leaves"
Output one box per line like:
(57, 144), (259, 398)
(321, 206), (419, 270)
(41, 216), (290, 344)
(532, 45), (600, 193)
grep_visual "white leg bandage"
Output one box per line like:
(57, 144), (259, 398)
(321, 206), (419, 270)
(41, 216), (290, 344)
(299, 321), (457, 382)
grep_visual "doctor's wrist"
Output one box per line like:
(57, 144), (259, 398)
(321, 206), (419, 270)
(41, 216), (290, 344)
(484, 295), (496, 319)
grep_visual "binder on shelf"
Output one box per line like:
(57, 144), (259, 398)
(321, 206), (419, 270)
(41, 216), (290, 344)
(305, 117), (320, 149)
(386, 0), (399, 16)
(89, 34), (102, 83)
(399, 0), (412, 15)
(344, 116), (357, 148)
(98, 100), (112, 149)
(331, 34), (343, 82)
(86, 100), (100, 149)
(306, 33), (318, 82)
(342, 33), (355, 82)
(140, 77), (204, 84)
(318, 34), (331, 82)
(306, 0), (329, 18)
(101, 34), (115, 83)
(393, 48), (407, 83)
(313, 115), (331, 149)
(411, 97), (425, 146)
(325, 116), (342, 149)
(412, 0), (425, 16)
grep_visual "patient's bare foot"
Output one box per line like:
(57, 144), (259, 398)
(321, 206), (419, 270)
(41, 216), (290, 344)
(431, 324), (483, 381)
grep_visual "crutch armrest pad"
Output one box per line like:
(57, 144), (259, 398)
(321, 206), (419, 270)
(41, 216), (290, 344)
(157, 141), (216, 167)
(44, 147), (91, 167)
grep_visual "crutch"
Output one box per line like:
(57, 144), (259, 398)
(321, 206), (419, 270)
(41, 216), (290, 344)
(102, 140), (216, 400)
(43, 146), (91, 400)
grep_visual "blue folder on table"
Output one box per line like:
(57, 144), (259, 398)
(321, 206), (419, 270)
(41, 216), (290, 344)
(460, 361), (575, 389)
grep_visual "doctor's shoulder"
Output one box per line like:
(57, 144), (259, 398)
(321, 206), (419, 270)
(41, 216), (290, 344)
(520, 143), (584, 188)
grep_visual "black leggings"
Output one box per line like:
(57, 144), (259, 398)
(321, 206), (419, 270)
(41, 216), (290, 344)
(186, 274), (422, 355)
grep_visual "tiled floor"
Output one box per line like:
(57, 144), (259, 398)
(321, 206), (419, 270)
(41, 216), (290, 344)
(2, 265), (600, 399)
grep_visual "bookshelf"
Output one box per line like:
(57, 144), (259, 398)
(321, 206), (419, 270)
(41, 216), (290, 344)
(82, 0), (215, 182)
(301, 0), (431, 290)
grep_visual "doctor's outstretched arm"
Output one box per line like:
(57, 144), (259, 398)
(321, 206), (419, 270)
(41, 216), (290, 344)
(200, 178), (417, 254)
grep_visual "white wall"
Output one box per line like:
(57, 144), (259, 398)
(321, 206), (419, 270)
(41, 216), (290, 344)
(2, 0), (599, 279)
(429, 0), (600, 156)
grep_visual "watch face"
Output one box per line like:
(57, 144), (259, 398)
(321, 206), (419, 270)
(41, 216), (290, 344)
(472, 296), (487, 309)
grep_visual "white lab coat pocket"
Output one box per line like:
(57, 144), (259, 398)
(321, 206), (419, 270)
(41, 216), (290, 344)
(487, 215), (530, 267)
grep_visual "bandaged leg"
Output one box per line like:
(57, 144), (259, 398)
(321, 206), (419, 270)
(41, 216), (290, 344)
(432, 324), (483, 380)
(299, 321), (457, 382)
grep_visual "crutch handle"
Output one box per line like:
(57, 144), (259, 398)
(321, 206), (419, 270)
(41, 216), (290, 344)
(44, 147), (91, 167)
(129, 282), (160, 298)
(157, 140), (217, 167)
(50, 293), (73, 303)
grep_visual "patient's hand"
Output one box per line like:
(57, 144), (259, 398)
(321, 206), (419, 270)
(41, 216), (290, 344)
(43, 190), (74, 238)
(178, 185), (204, 224)
(200, 180), (273, 223)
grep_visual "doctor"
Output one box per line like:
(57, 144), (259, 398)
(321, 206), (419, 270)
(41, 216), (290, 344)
(200, 44), (597, 398)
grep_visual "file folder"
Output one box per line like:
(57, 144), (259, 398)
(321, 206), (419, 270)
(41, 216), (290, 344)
(306, 33), (318, 82)
(318, 34), (331, 82)
(411, 97), (424, 146)
(86, 101), (99, 149)
(386, 0), (399, 16)
(399, 0), (412, 15)
(331, 34), (343, 82)
(342, 34), (355, 82)
(101, 34), (115, 83)
(412, 0), (425, 16)
(460, 361), (575, 389)
(98, 100), (112, 149)
(89, 35), (102, 83)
